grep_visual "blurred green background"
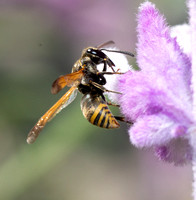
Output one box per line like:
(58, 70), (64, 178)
(0, 0), (192, 199)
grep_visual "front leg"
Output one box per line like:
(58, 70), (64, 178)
(114, 116), (134, 125)
(97, 71), (124, 75)
(106, 101), (120, 107)
(90, 81), (122, 94)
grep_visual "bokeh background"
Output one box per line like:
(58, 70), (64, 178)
(0, 0), (192, 199)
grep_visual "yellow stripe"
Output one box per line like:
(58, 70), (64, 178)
(90, 104), (104, 124)
(107, 113), (114, 128)
(97, 107), (106, 126)
(103, 111), (109, 128)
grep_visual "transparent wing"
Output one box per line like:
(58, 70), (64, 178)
(51, 87), (78, 118)
(27, 86), (78, 144)
(96, 40), (115, 49)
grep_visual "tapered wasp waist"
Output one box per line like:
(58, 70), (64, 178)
(80, 94), (120, 129)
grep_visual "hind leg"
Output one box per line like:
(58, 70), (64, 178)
(114, 116), (133, 125)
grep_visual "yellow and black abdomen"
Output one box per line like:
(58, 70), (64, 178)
(80, 94), (120, 128)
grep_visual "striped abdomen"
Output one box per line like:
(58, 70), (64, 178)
(80, 94), (120, 128)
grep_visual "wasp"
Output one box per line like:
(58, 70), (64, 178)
(27, 41), (134, 144)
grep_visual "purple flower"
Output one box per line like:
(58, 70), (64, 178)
(108, 1), (196, 166)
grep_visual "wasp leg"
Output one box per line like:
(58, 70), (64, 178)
(91, 81), (122, 94)
(114, 116), (133, 125)
(103, 61), (107, 72)
(104, 57), (116, 72)
(97, 71), (124, 75)
(108, 62), (115, 72)
(106, 102), (120, 107)
(101, 60), (115, 72)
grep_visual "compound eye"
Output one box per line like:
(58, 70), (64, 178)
(87, 48), (97, 55)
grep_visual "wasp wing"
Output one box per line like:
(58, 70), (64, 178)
(97, 40), (115, 49)
(48, 87), (78, 120)
(27, 86), (78, 144)
(51, 68), (84, 94)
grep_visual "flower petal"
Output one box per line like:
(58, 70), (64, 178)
(137, 2), (191, 92)
(154, 138), (192, 165)
(170, 24), (191, 58)
(188, 0), (196, 118)
(118, 71), (192, 125)
(117, 2), (193, 158)
(129, 114), (187, 148)
(119, 2), (193, 126)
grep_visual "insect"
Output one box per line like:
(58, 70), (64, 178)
(27, 41), (134, 144)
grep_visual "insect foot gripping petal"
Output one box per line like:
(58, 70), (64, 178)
(26, 125), (43, 144)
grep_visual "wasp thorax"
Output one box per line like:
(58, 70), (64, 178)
(71, 60), (81, 72)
